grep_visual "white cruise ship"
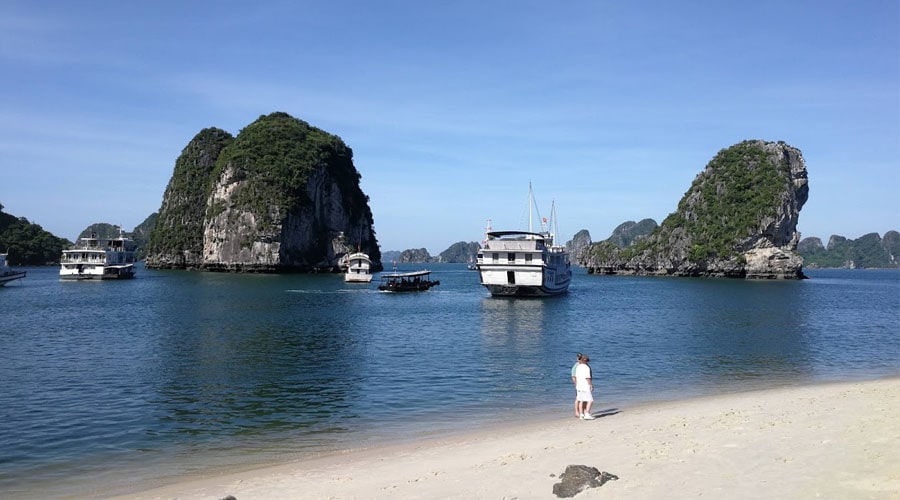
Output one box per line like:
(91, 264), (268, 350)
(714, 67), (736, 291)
(476, 185), (572, 297)
(60, 231), (136, 280)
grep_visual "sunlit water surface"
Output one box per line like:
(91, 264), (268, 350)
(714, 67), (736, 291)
(1, 265), (898, 497)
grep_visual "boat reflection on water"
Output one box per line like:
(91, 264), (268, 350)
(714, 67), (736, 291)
(478, 297), (550, 342)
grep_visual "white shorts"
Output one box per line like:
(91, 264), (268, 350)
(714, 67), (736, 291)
(576, 389), (593, 402)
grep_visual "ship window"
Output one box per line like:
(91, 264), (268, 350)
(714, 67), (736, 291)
(507, 271), (516, 284)
(525, 254), (532, 263)
(507, 252), (515, 262)
(492, 253), (499, 263)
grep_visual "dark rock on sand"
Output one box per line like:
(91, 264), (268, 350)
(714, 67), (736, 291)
(552, 464), (618, 497)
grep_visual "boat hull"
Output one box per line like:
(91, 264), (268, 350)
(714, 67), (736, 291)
(0, 271), (27, 286)
(479, 269), (570, 297)
(377, 281), (439, 292)
(60, 264), (135, 280)
(482, 275), (570, 297)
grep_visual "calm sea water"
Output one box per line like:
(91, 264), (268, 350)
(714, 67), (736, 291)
(1, 264), (898, 497)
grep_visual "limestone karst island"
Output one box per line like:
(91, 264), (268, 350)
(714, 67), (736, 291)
(577, 140), (810, 279)
(145, 112), (381, 273)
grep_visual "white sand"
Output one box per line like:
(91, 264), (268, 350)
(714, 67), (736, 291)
(114, 377), (899, 499)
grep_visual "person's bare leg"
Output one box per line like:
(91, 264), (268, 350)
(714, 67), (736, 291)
(582, 401), (595, 419)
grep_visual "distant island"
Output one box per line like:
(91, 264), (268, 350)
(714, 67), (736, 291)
(797, 232), (899, 269)
(381, 242), (480, 264)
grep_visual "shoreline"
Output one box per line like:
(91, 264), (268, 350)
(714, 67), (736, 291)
(95, 376), (900, 499)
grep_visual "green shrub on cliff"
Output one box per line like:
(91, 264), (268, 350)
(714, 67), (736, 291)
(659, 140), (792, 260)
(212, 112), (367, 222)
(148, 127), (234, 260)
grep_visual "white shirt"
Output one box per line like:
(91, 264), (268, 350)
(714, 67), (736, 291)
(574, 363), (592, 391)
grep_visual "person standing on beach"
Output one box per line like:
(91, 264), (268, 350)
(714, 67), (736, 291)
(575, 355), (595, 419)
(571, 353), (584, 417)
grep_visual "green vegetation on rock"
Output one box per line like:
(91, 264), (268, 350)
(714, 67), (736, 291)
(148, 127), (233, 263)
(0, 203), (70, 265)
(605, 219), (657, 248)
(146, 112), (380, 272)
(439, 241), (480, 263)
(581, 140), (808, 279)
(655, 141), (792, 260)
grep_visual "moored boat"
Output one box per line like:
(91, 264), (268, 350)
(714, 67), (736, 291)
(344, 252), (374, 283)
(476, 184), (571, 297)
(377, 269), (440, 292)
(60, 231), (136, 280)
(0, 253), (26, 286)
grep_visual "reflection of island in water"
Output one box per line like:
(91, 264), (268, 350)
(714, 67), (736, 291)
(150, 273), (359, 442)
(681, 279), (814, 386)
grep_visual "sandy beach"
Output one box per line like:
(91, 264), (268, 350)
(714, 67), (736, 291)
(108, 377), (899, 499)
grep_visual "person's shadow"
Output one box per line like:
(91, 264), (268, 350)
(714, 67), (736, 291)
(585, 407), (620, 418)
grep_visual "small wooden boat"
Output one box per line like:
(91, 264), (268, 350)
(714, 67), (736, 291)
(0, 253), (26, 286)
(377, 269), (439, 292)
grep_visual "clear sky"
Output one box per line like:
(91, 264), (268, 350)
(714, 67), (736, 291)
(2, 1), (898, 253)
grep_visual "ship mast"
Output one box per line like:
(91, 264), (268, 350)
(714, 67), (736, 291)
(527, 182), (534, 233)
(549, 199), (559, 247)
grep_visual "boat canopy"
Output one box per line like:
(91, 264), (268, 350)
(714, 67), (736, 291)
(486, 231), (549, 240)
(379, 269), (432, 279)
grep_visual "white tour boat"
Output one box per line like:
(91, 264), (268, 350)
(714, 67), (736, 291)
(0, 253), (26, 286)
(344, 252), (374, 283)
(59, 231), (136, 280)
(476, 185), (572, 297)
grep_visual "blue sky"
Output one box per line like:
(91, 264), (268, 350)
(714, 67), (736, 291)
(2, 1), (897, 253)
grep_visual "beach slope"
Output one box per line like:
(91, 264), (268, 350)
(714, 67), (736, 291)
(119, 377), (899, 499)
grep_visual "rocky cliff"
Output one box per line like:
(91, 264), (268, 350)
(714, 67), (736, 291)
(580, 140), (809, 279)
(565, 229), (593, 263)
(146, 112), (380, 272)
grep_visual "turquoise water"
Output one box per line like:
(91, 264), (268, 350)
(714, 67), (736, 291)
(1, 265), (898, 497)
